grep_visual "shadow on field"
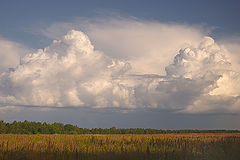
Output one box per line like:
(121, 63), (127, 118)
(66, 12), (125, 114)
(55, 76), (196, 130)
(1, 148), (240, 160)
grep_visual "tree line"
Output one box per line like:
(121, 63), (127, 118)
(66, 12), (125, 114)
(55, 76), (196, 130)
(0, 120), (239, 134)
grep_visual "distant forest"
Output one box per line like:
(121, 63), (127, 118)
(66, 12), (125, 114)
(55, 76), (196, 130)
(0, 120), (239, 134)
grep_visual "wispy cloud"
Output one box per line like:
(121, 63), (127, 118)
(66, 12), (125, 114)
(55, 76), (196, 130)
(0, 38), (30, 73)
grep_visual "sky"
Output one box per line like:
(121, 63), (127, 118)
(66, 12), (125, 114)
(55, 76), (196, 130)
(0, 0), (240, 129)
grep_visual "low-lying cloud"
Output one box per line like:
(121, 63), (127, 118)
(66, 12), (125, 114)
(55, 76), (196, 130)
(0, 20), (240, 114)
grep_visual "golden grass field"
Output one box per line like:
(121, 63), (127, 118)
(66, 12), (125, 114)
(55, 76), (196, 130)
(0, 133), (240, 160)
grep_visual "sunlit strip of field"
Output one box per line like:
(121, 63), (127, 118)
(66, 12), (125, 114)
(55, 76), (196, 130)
(0, 133), (240, 160)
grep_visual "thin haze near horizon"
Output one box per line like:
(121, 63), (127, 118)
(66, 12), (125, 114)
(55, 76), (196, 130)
(0, 0), (240, 130)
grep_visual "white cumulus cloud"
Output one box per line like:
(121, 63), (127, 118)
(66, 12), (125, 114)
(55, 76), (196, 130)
(0, 27), (240, 114)
(0, 30), (134, 108)
(40, 18), (209, 75)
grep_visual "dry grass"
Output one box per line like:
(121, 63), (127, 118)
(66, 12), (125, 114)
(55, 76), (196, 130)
(0, 133), (240, 160)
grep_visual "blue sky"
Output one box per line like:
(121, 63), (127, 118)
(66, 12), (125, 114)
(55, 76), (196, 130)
(1, 0), (240, 46)
(0, 0), (240, 129)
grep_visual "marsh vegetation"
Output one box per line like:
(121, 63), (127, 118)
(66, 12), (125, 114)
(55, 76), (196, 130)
(0, 133), (239, 160)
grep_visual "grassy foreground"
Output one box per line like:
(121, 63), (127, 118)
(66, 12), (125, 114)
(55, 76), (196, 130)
(0, 133), (240, 160)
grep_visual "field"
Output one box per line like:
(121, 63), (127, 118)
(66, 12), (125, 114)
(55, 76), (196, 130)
(0, 133), (240, 160)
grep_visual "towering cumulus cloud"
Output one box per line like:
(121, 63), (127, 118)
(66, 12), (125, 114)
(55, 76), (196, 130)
(0, 30), (134, 108)
(0, 30), (239, 113)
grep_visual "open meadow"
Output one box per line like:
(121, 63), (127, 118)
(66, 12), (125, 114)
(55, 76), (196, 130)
(0, 133), (240, 160)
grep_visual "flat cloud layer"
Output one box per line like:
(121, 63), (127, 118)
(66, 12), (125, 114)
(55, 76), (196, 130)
(0, 28), (240, 114)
